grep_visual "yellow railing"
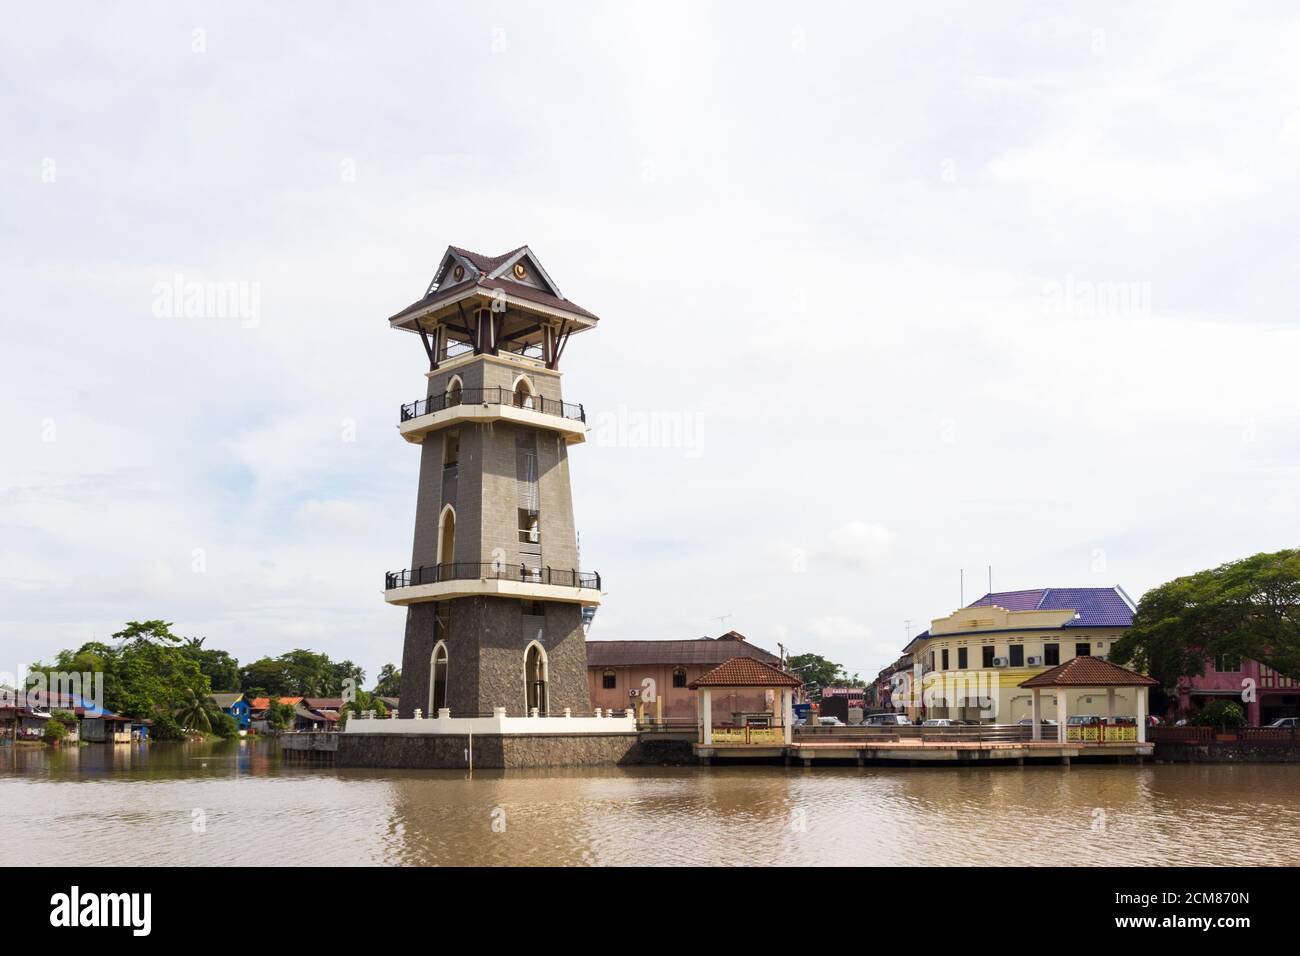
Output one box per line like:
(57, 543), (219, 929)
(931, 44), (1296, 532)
(1066, 724), (1137, 742)
(710, 727), (784, 745)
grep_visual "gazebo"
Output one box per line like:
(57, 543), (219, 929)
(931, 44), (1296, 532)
(1019, 657), (1160, 744)
(688, 657), (803, 746)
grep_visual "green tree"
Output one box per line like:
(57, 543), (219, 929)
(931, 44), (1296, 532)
(372, 664), (401, 698)
(267, 699), (296, 731)
(239, 649), (363, 697)
(176, 689), (213, 734)
(1193, 700), (1246, 730)
(150, 713), (185, 741)
(34, 621), (211, 722)
(44, 719), (68, 743)
(211, 711), (239, 739)
(181, 637), (241, 691)
(1111, 549), (1300, 687)
(785, 653), (859, 701)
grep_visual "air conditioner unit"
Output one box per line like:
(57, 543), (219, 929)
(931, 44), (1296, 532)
(1027, 655), (1044, 666)
(992, 657), (1010, 667)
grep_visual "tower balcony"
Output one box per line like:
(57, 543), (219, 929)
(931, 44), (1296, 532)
(398, 386), (587, 445)
(384, 561), (602, 607)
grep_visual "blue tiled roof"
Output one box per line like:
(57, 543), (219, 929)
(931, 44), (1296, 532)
(968, 587), (1134, 627)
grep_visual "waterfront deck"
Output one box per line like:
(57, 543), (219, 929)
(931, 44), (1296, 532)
(694, 724), (1155, 765)
(696, 739), (1154, 764)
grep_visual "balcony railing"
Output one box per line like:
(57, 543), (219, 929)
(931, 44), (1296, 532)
(385, 561), (601, 592)
(400, 386), (585, 424)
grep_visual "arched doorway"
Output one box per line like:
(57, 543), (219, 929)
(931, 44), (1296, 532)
(524, 641), (548, 715)
(429, 641), (449, 714)
(512, 375), (535, 410)
(445, 375), (463, 408)
(437, 504), (456, 572)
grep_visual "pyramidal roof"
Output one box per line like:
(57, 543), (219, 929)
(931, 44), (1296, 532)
(1019, 656), (1160, 688)
(387, 243), (602, 328)
(688, 656), (803, 689)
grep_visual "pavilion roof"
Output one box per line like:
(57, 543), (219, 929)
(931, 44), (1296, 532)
(1018, 656), (1160, 688)
(688, 656), (802, 689)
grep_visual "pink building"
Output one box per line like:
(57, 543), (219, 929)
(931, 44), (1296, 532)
(586, 631), (782, 724)
(1177, 655), (1300, 725)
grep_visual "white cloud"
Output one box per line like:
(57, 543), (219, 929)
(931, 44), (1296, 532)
(4, 1), (1300, 686)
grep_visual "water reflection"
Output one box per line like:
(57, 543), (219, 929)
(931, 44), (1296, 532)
(3, 744), (1299, 866)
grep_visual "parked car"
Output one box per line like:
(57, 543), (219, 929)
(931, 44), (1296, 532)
(1066, 715), (1102, 726)
(817, 716), (845, 727)
(1268, 717), (1300, 729)
(922, 718), (958, 726)
(1016, 717), (1057, 726)
(863, 713), (912, 726)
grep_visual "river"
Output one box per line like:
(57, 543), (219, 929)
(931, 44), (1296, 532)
(3, 740), (1299, 866)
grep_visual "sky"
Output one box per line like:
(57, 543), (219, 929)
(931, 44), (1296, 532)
(3, 2), (1299, 686)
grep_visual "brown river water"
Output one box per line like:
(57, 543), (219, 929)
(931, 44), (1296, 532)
(3, 740), (1299, 866)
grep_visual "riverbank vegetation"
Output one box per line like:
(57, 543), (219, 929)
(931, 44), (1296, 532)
(1111, 548), (1300, 687)
(29, 619), (400, 735)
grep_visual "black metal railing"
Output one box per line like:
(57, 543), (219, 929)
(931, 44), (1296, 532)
(400, 386), (585, 424)
(385, 561), (600, 592)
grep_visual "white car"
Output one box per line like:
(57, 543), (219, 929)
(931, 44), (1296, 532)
(863, 713), (912, 726)
(922, 718), (958, 726)
(817, 716), (845, 727)
(1268, 717), (1299, 729)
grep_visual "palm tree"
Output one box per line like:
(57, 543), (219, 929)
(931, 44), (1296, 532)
(177, 690), (213, 734)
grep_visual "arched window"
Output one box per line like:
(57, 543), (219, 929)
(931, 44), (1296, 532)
(602, 669), (617, 690)
(437, 504), (456, 569)
(512, 375), (535, 410)
(445, 375), (463, 408)
(429, 641), (449, 713)
(524, 641), (548, 715)
(672, 667), (688, 689)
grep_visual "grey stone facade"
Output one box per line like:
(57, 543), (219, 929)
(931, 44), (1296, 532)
(337, 731), (641, 769)
(396, 353), (592, 719)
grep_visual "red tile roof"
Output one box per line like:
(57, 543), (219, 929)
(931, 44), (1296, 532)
(249, 696), (303, 710)
(1019, 657), (1160, 688)
(688, 657), (803, 689)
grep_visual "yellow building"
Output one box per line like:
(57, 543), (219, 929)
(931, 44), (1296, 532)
(896, 587), (1139, 724)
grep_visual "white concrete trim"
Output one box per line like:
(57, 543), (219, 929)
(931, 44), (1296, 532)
(523, 640), (549, 716)
(385, 577), (600, 607)
(398, 401), (586, 445)
(429, 640), (449, 713)
(344, 713), (636, 735)
(436, 504), (456, 565)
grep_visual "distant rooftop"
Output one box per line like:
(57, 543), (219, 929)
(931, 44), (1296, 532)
(586, 631), (780, 668)
(967, 587), (1135, 628)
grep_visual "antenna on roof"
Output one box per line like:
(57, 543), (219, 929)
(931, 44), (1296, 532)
(710, 613), (733, 629)
(960, 569), (964, 607)
(988, 565), (993, 596)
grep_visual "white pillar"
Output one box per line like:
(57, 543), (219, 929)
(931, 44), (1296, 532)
(782, 689), (793, 745)
(702, 688), (713, 745)
(1136, 687), (1147, 743)
(1106, 688), (1115, 721)
(1031, 688), (1042, 742)
(1057, 689), (1068, 744)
